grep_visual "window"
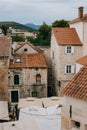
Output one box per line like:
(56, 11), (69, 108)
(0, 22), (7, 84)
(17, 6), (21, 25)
(71, 120), (80, 129)
(36, 74), (41, 84)
(32, 91), (38, 97)
(52, 51), (54, 59)
(14, 75), (19, 85)
(24, 48), (27, 52)
(10, 90), (19, 104)
(57, 80), (61, 87)
(65, 65), (74, 74)
(15, 58), (21, 63)
(65, 46), (74, 54)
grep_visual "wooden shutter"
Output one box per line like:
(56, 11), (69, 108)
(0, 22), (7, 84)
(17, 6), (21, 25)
(64, 65), (67, 73)
(71, 46), (74, 54)
(71, 65), (74, 73)
(65, 46), (67, 54)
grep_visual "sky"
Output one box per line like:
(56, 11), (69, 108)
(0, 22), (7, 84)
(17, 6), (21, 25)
(0, 0), (87, 25)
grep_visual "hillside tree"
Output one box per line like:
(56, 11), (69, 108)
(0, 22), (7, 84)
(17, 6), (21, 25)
(52, 19), (69, 27)
(1, 25), (8, 35)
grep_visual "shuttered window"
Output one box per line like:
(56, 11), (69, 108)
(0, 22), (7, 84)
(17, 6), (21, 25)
(65, 46), (74, 54)
(65, 65), (74, 74)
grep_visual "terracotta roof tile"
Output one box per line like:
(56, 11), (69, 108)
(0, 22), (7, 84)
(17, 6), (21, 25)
(76, 55), (87, 65)
(0, 36), (12, 57)
(61, 64), (87, 101)
(52, 28), (82, 45)
(9, 53), (47, 68)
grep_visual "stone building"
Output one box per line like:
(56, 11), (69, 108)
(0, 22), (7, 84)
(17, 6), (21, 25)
(61, 63), (87, 130)
(70, 7), (87, 56)
(51, 27), (82, 96)
(39, 46), (54, 96)
(8, 42), (47, 104)
(0, 36), (12, 101)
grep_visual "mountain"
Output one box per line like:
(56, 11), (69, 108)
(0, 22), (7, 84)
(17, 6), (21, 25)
(25, 23), (40, 30)
(0, 21), (36, 32)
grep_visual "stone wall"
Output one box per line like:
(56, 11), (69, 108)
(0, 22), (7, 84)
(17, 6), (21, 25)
(0, 64), (8, 101)
(15, 43), (38, 54)
(8, 67), (47, 98)
(51, 31), (82, 96)
(39, 46), (51, 68)
(61, 96), (87, 130)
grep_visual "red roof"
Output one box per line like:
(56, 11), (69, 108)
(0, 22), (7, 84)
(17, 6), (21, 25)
(61, 63), (87, 101)
(76, 55), (87, 65)
(52, 28), (82, 45)
(9, 53), (47, 68)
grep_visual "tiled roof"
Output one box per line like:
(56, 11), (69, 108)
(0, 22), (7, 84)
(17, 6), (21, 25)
(16, 42), (25, 45)
(9, 53), (47, 68)
(76, 55), (87, 65)
(52, 28), (82, 45)
(61, 63), (87, 101)
(0, 36), (12, 57)
(70, 14), (87, 24)
(15, 42), (43, 53)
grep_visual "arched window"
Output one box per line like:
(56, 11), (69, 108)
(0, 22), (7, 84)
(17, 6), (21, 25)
(36, 74), (41, 84)
(14, 75), (19, 85)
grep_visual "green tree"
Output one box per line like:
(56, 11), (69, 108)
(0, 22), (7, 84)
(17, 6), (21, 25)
(52, 19), (69, 27)
(27, 22), (51, 46)
(38, 22), (51, 39)
(1, 25), (8, 35)
(12, 35), (25, 42)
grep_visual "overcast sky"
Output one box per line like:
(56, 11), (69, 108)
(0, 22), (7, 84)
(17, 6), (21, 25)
(0, 0), (87, 25)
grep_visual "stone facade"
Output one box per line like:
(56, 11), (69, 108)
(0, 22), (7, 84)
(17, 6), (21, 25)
(8, 67), (47, 98)
(15, 43), (38, 54)
(8, 42), (47, 103)
(61, 96), (87, 130)
(51, 31), (82, 96)
(0, 36), (12, 101)
(39, 46), (51, 68)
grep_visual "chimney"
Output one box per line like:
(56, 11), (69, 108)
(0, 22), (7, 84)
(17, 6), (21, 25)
(78, 7), (84, 19)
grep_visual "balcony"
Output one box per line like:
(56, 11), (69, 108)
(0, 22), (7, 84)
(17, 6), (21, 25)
(31, 83), (45, 90)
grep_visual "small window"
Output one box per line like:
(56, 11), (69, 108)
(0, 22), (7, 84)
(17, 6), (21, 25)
(24, 48), (27, 52)
(75, 122), (80, 128)
(32, 91), (37, 97)
(57, 80), (61, 87)
(52, 51), (54, 59)
(65, 46), (74, 54)
(36, 74), (41, 84)
(14, 75), (19, 85)
(71, 120), (80, 129)
(15, 58), (21, 63)
(65, 65), (74, 74)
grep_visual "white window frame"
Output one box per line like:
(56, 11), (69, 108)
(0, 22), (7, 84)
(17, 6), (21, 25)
(65, 46), (74, 54)
(65, 64), (74, 74)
